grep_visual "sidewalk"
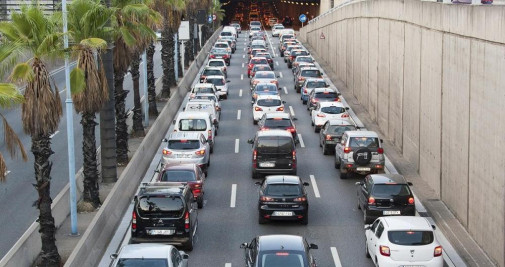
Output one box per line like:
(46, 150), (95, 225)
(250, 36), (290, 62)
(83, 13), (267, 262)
(303, 42), (497, 267)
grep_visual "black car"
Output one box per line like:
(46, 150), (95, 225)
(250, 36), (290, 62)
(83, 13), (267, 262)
(319, 119), (357, 155)
(356, 174), (416, 224)
(248, 130), (297, 178)
(131, 183), (198, 251)
(256, 175), (309, 224)
(240, 235), (318, 267)
(258, 112), (299, 142)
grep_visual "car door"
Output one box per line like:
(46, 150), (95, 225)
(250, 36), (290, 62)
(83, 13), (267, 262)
(359, 176), (371, 209)
(367, 219), (381, 260)
(245, 238), (257, 267)
(200, 134), (210, 160)
(335, 133), (347, 159)
(320, 121), (328, 145)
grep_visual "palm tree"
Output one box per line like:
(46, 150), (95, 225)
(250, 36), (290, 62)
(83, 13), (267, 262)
(0, 6), (63, 266)
(146, 41), (158, 116)
(0, 83), (28, 182)
(66, 0), (113, 209)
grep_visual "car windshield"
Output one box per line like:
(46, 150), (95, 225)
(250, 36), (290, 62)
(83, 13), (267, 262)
(307, 81), (328, 88)
(221, 32), (232, 36)
(372, 184), (411, 197)
(257, 136), (293, 153)
(208, 61), (224, 67)
(349, 137), (379, 148)
(315, 92), (338, 99)
(251, 45), (265, 49)
(160, 170), (196, 182)
(212, 48), (227, 53)
(168, 140), (200, 150)
(321, 106), (345, 114)
(179, 119), (207, 131)
(254, 66), (271, 72)
(255, 84), (277, 92)
(274, 26), (284, 30)
(388, 231), (434, 246)
(327, 125), (356, 135)
(257, 99), (281, 107)
(206, 78), (225, 86)
(265, 184), (301, 196)
(258, 250), (306, 267)
(251, 59), (268, 65)
(116, 259), (168, 267)
(194, 95), (217, 102)
(137, 196), (184, 218)
(194, 87), (214, 93)
(301, 70), (320, 77)
(257, 54), (271, 59)
(264, 118), (292, 128)
(251, 27), (261, 31)
(203, 69), (222, 76)
(256, 73), (275, 79)
(215, 43), (228, 48)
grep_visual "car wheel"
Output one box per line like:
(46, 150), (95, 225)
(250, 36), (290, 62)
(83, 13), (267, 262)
(302, 100), (307, 105)
(258, 214), (267, 224)
(339, 164), (347, 179)
(319, 139), (323, 147)
(301, 213), (308, 225)
(334, 157), (341, 169)
(311, 120), (314, 126)
(357, 197), (361, 210)
(363, 209), (372, 224)
(365, 241), (371, 258)
(315, 126), (320, 133)
(184, 231), (194, 251)
(197, 196), (204, 209)
(323, 145), (329, 155)
(253, 119), (258, 125)
(252, 170), (259, 179)
(210, 144), (214, 154)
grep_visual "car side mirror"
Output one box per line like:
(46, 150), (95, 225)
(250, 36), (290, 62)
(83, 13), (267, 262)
(240, 242), (248, 249)
(251, 100), (255, 104)
(182, 254), (189, 260)
(227, 80), (231, 83)
(320, 72), (323, 75)
(282, 101), (286, 104)
(292, 117), (298, 121)
(255, 181), (262, 186)
(380, 139), (384, 143)
(247, 139), (254, 144)
(407, 182), (413, 186)
(345, 107), (350, 110)
(213, 120), (218, 126)
(182, 107), (186, 111)
(432, 225), (436, 230)
(162, 138), (168, 142)
(364, 225), (371, 230)
(303, 182), (310, 186)
(309, 243), (318, 250)
(172, 120), (176, 125)
(295, 138), (300, 144)
(355, 181), (363, 186)
(277, 75), (280, 78)
(110, 253), (118, 260)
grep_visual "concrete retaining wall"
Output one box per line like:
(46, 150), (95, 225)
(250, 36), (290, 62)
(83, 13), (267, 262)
(300, 1), (505, 266)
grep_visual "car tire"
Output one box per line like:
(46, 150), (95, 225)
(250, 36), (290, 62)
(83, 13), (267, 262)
(322, 145), (329, 155)
(334, 157), (341, 169)
(339, 164), (347, 179)
(184, 232), (194, 251)
(315, 126), (320, 133)
(365, 242), (371, 258)
(258, 214), (267, 224)
(302, 100), (307, 105)
(301, 213), (308, 225)
(363, 210), (372, 224)
(252, 170), (259, 179)
(357, 198), (361, 210)
(311, 120), (314, 126)
(210, 145), (214, 154)
(253, 119), (258, 125)
(319, 140), (323, 147)
(197, 196), (204, 209)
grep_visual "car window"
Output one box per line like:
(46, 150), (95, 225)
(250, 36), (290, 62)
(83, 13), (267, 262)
(203, 69), (222, 76)
(388, 231), (434, 246)
(255, 84), (277, 92)
(208, 61), (224, 67)
(137, 196), (184, 218)
(257, 99), (281, 107)
(256, 73), (275, 79)
(168, 140), (200, 150)
(265, 184), (301, 196)
(264, 118), (292, 127)
(297, 57), (313, 63)
(258, 251), (306, 267)
(328, 125), (356, 135)
(179, 119), (207, 131)
(160, 170), (197, 182)
(206, 78), (225, 86)
(117, 259), (168, 267)
(315, 92), (338, 99)
(194, 87), (214, 94)
(307, 81), (328, 88)
(256, 136), (293, 153)
(171, 248), (181, 266)
(375, 222), (385, 238)
(349, 137), (379, 148)
(321, 106), (345, 114)
(301, 70), (321, 77)
(372, 184), (411, 197)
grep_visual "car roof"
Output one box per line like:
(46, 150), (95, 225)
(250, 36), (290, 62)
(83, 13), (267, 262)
(264, 112), (290, 119)
(168, 132), (202, 140)
(257, 130), (292, 138)
(258, 235), (305, 251)
(256, 94), (281, 100)
(161, 163), (197, 172)
(345, 130), (379, 137)
(207, 59), (225, 63)
(177, 111), (211, 119)
(251, 57), (267, 60)
(381, 216), (432, 231)
(264, 175), (300, 185)
(327, 119), (355, 126)
(305, 78), (326, 82)
(194, 83), (214, 88)
(203, 67), (223, 71)
(313, 87), (336, 93)
(301, 67), (320, 71)
(319, 101), (344, 107)
(255, 71), (275, 75)
(118, 244), (173, 259)
(205, 75), (225, 79)
(369, 173), (407, 184)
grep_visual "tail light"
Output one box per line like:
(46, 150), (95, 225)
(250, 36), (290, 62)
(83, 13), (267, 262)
(200, 75), (206, 81)
(248, 64), (253, 69)
(253, 80), (260, 85)
(207, 130), (212, 141)
(276, 107), (284, 111)
(377, 147), (384, 154)
(294, 197), (306, 202)
(316, 113), (326, 117)
(368, 197), (375, 205)
(304, 89), (308, 94)
(260, 196), (273, 201)
(209, 55), (216, 59)
(290, 55), (295, 60)
(223, 54), (229, 59)
(192, 183), (202, 194)
(286, 126), (296, 133)
(162, 149), (172, 156)
(344, 147), (351, 153)
(195, 149), (206, 156)
(408, 197), (415, 204)
(311, 98), (317, 103)
(270, 80), (278, 85)
(334, 98), (340, 101)
(184, 211), (190, 229)
(292, 150), (296, 160)
(380, 245), (390, 257)
(434, 246), (443, 257)
(260, 127), (269, 131)
(253, 149), (257, 168)
(132, 211), (137, 230)
(298, 77), (304, 81)
(216, 106), (221, 111)
(326, 135), (332, 141)
(255, 106), (263, 111)
(342, 113), (349, 118)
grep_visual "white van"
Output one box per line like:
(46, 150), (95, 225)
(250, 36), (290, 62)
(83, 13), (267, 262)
(173, 111), (217, 152)
(222, 26), (237, 38)
(185, 99), (220, 126)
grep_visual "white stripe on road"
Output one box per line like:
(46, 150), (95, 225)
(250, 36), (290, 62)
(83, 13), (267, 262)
(225, 263), (232, 267)
(235, 139), (240, 153)
(4, 170), (10, 176)
(237, 110), (241, 120)
(230, 184), (237, 208)
(49, 131), (60, 138)
(242, 63), (245, 68)
(59, 89), (66, 93)
(283, 86), (288, 95)
(242, 54), (245, 59)
(279, 72), (283, 78)
(241, 74), (244, 80)
(309, 175), (321, 198)
(243, 47), (246, 51)
(275, 61), (279, 66)
(239, 89), (243, 97)
(289, 106), (295, 117)
(298, 134), (305, 148)
(330, 247), (343, 267)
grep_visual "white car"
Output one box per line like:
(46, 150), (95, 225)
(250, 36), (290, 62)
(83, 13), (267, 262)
(272, 25), (285, 37)
(311, 101), (350, 132)
(111, 244), (188, 267)
(249, 26), (261, 38)
(365, 216), (443, 267)
(204, 75), (229, 99)
(214, 41), (232, 55)
(250, 71), (279, 89)
(192, 93), (221, 115)
(206, 59), (227, 76)
(189, 83), (218, 99)
(252, 95), (285, 124)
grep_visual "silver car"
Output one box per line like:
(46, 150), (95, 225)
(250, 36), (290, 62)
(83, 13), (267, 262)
(204, 75), (230, 100)
(111, 244), (188, 267)
(162, 132), (211, 174)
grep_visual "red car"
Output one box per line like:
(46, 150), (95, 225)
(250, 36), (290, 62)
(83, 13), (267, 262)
(247, 57), (269, 77)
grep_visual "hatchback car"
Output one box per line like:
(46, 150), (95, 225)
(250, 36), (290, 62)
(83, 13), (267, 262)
(248, 57), (270, 77)
(251, 83), (279, 101)
(240, 235), (318, 267)
(296, 67), (323, 93)
(307, 88), (340, 111)
(357, 174), (416, 223)
(319, 119), (357, 155)
(110, 244), (189, 267)
(311, 102), (350, 132)
(250, 71), (279, 89)
(292, 56), (314, 73)
(252, 95), (285, 124)
(334, 131), (385, 179)
(208, 48), (230, 65)
(206, 59), (227, 75)
(213, 41), (232, 55)
(365, 216), (443, 267)
(287, 50), (310, 68)
(204, 75), (229, 99)
(258, 112), (298, 142)
(250, 64), (272, 79)
(189, 83), (218, 99)
(255, 52), (274, 70)
(199, 67), (225, 82)
(162, 132), (211, 173)
(300, 78), (329, 103)
(256, 175), (309, 224)
(272, 25), (285, 36)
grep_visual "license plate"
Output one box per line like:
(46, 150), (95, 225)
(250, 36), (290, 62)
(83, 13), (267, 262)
(259, 162), (275, 168)
(272, 211), (293, 216)
(147, 229), (174, 235)
(216, 56), (223, 58)
(176, 154), (191, 158)
(383, 210), (401, 215)
(356, 167), (371, 172)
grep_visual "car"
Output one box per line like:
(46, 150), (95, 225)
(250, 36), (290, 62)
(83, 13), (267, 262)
(357, 174), (416, 223)
(268, 18), (278, 27)
(192, 93), (221, 114)
(213, 41), (232, 55)
(131, 183), (197, 251)
(231, 23), (242, 33)
(250, 71), (279, 89)
(219, 36), (236, 52)
(249, 26), (261, 38)
(161, 132), (211, 174)
(206, 59), (227, 75)
(255, 52), (274, 70)
(300, 78), (329, 104)
(204, 75), (229, 100)
(319, 119), (357, 155)
(251, 83), (279, 101)
(189, 83), (218, 99)
(307, 87), (340, 111)
(110, 244), (189, 267)
(258, 112), (298, 142)
(280, 28), (295, 38)
(365, 216), (443, 267)
(249, 40), (267, 53)
(255, 175), (309, 224)
(283, 45), (303, 62)
(249, 48), (268, 60)
(199, 67), (225, 82)
(295, 67), (323, 93)
(292, 55), (314, 73)
(185, 99), (220, 125)
(208, 48), (230, 65)
(252, 31), (267, 40)
(219, 31), (234, 39)
(334, 131), (385, 179)
(250, 20), (262, 28)
(250, 64), (272, 79)
(279, 33), (295, 44)
(248, 57), (270, 77)
(310, 102), (350, 132)
(240, 235), (318, 267)
(272, 25), (285, 36)
(173, 111), (217, 152)
(287, 49), (310, 68)
(293, 63), (317, 82)
(252, 95), (285, 124)
(222, 26), (237, 38)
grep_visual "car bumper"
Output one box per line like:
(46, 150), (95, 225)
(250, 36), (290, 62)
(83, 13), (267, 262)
(259, 204), (308, 220)
(217, 90), (228, 97)
(253, 111), (265, 121)
(254, 167), (296, 174)
(323, 141), (338, 149)
(301, 94), (309, 101)
(131, 234), (191, 245)
(162, 157), (208, 166)
(377, 255), (443, 267)
(366, 206), (416, 220)
(314, 117), (327, 127)
(341, 162), (384, 174)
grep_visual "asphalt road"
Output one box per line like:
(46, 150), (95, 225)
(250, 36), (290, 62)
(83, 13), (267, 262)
(0, 45), (163, 258)
(100, 32), (376, 267)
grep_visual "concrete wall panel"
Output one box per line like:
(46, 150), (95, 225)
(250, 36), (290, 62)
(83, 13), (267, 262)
(346, 19), (354, 91)
(353, 18), (362, 99)
(388, 21), (404, 151)
(377, 19), (390, 136)
(368, 18), (379, 122)
(360, 18), (369, 107)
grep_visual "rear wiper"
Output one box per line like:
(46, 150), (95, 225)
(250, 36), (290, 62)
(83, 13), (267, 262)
(282, 194), (299, 196)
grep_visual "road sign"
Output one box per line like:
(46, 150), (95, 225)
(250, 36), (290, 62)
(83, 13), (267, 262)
(178, 21), (190, 40)
(299, 14), (307, 23)
(320, 32), (325, 39)
(213, 14), (217, 21)
(207, 15), (212, 23)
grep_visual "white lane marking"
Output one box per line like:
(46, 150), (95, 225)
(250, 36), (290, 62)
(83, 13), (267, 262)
(279, 72), (283, 78)
(235, 139), (240, 153)
(237, 110), (241, 120)
(283, 86), (288, 95)
(241, 74), (244, 80)
(225, 263), (232, 267)
(239, 89), (243, 97)
(49, 131), (60, 138)
(4, 170), (10, 176)
(330, 247), (343, 267)
(59, 89), (66, 93)
(289, 106), (295, 117)
(243, 47), (246, 51)
(242, 54), (245, 59)
(298, 134), (305, 148)
(244, 42), (247, 46)
(275, 61), (279, 66)
(242, 63), (245, 68)
(266, 32), (276, 57)
(310, 175), (321, 198)
(230, 184), (237, 208)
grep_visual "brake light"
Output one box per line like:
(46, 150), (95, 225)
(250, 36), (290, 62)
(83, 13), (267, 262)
(298, 77), (304, 80)
(162, 149), (172, 155)
(342, 113), (349, 118)
(408, 197), (415, 204)
(311, 98), (317, 103)
(344, 147), (351, 153)
(248, 64), (253, 69)
(132, 211), (137, 230)
(260, 196), (274, 201)
(377, 147), (384, 154)
(292, 150), (296, 160)
(270, 80), (278, 85)
(304, 89), (307, 94)
(334, 98), (340, 101)
(223, 54), (228, 59)
(200, 75), (206, 80)
(326, 135), (332, 141)
(368, 197), (375, 205)
(291, 55), (295, 60)
(209, 55), (216, 59)
(216, 106), (221, 111)
(380, 245), (390, 257)
(253, 80), (260, 85)
(255, 106), (263, 111)
(294, 197), (306, 202)
(208, 130), (212, 141)
(195, 149), (206, 156)
(276, 252), (289, 256)
(253, 149), (257, 168)
(434, 246), (443, 257)
(286, 126), (296, 133)
(184, 211), (190, 229)
(276, 107), (284, 111)
(316, 113), (326, 117)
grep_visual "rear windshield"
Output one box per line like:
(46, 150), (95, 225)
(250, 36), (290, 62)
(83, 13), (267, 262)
(297, 57), (313, 63)
(321, 106), (345, 114)
(264, 118), (292, 127)
(251, 44), (265, 49)
(203, 69), (222, 76)
(179, 119), (207, 131)
(254, 85), (277, 92)
(306, 81), (328, 88)
(251, 59), (268, 64)
(211, 48), (227, 54)
(257, 136), (293, 153)
(194, 95), (217, 102)
(194, 87), (214, 93)
(315, 92), (338, 99)
(251, 27), (261, 31)
(168, 140), (200, 150)
(328, 125), (356, 135)
(160, 170), (196, 182)
(259, 251), (306, 267)
(215, 43), (228, 48)
(388, 231), (434, 246)
(206, 78), (224, 86)
(257, 99), (281, 107)
(220, 32), (232, 36)
(265, 184), (301, 196)
(349, 137), (379, 148)
(208, 61), (224, 67)
(372, 184), (411, 197)
(256, 73), (275, 79)
(117, 259), (168, 267)
(282, 34), (294, 40)
(293, 51), (309, 56)
(301, 70), (320, 77)
(253, 66), (271, 72)
(137, 196), (184, 218)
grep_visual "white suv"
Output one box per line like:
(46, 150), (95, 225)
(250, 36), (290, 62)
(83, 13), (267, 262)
(365, 216), (443, 267)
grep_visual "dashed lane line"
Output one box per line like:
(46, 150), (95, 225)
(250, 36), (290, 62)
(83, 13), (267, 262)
(309, 175), (321, 198)
(298, 134), (305, 148)
(242, 63), (245, 68)
(283, 86), (288, 95)
(49, 131), (60, 138)
(241, 74), (244, 80)
(239, 89), (243, 97)
(330, 247), (343, 267)
(230, 184), (237, 208)
(225, 264), (231, 267)
(235, 139), (240, 153)
(242, 54), (245, 59)
(279, 72), (283, 78)
(289, 106), (295, 117)
(237, 110), (241, 120)
(275, 61), (279, 66)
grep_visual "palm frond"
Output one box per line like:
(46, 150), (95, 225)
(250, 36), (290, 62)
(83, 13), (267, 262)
(9, 62), (33, 83)
(0, 83), (24, 108)
(70, 67), (85, 95)
(1, 113), (28, 161)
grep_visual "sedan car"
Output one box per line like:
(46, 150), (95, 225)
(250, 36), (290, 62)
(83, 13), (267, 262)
(206, 59), (227, 76)
(319, 119), (357, 155)
(111, 244), (188, 267)
(295, 67), (323, 93)
(365, 216), (443, 267)
(240, 235), (318, 267)
(300, 78), (329, 104)
(250, 71), (279, 89)
(213, 41), (232, 55)
(249, 48), (268, 60)
(255, 175), (309, 224)
(310, 102), (350, 132)
(189, 83), (218, 99)
(252, 95), (285, 124)
(287, 49), (310, 68)
(248, 57), (270, 77)
(199, 66), (225, 82)
(208, 48), (230, 65)
(272, 24), (285, 36)
(249, 26), (261, 38)
(255, 52), (274, 70)
(161, 132), (210, 176)
(250, 64), (272, 79)
(204, 75), (229, 99)
(251, 83), (279, 101)
(292, 56), (314, 73)
(307, 88), (340, 111)
(258, 112), (298, 142)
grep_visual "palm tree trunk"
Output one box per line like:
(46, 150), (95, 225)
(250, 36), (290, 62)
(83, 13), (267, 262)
(81, 112), (101, 208)
(32, 134), (61, 267)
(130, 52), (145, 137)
(177, 34), (183, 78)
(114, 72), (129, 165)
(161, 25), (175, 98)
(146, 42), (158, 116)
(187, 19), (195, 62)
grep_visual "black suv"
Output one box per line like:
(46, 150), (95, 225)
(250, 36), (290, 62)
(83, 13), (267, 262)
(131, 183), (198, 250)
(356, 174), (416, 224)
(248, 130), (297, 179)
(256, 175), (309, 224)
